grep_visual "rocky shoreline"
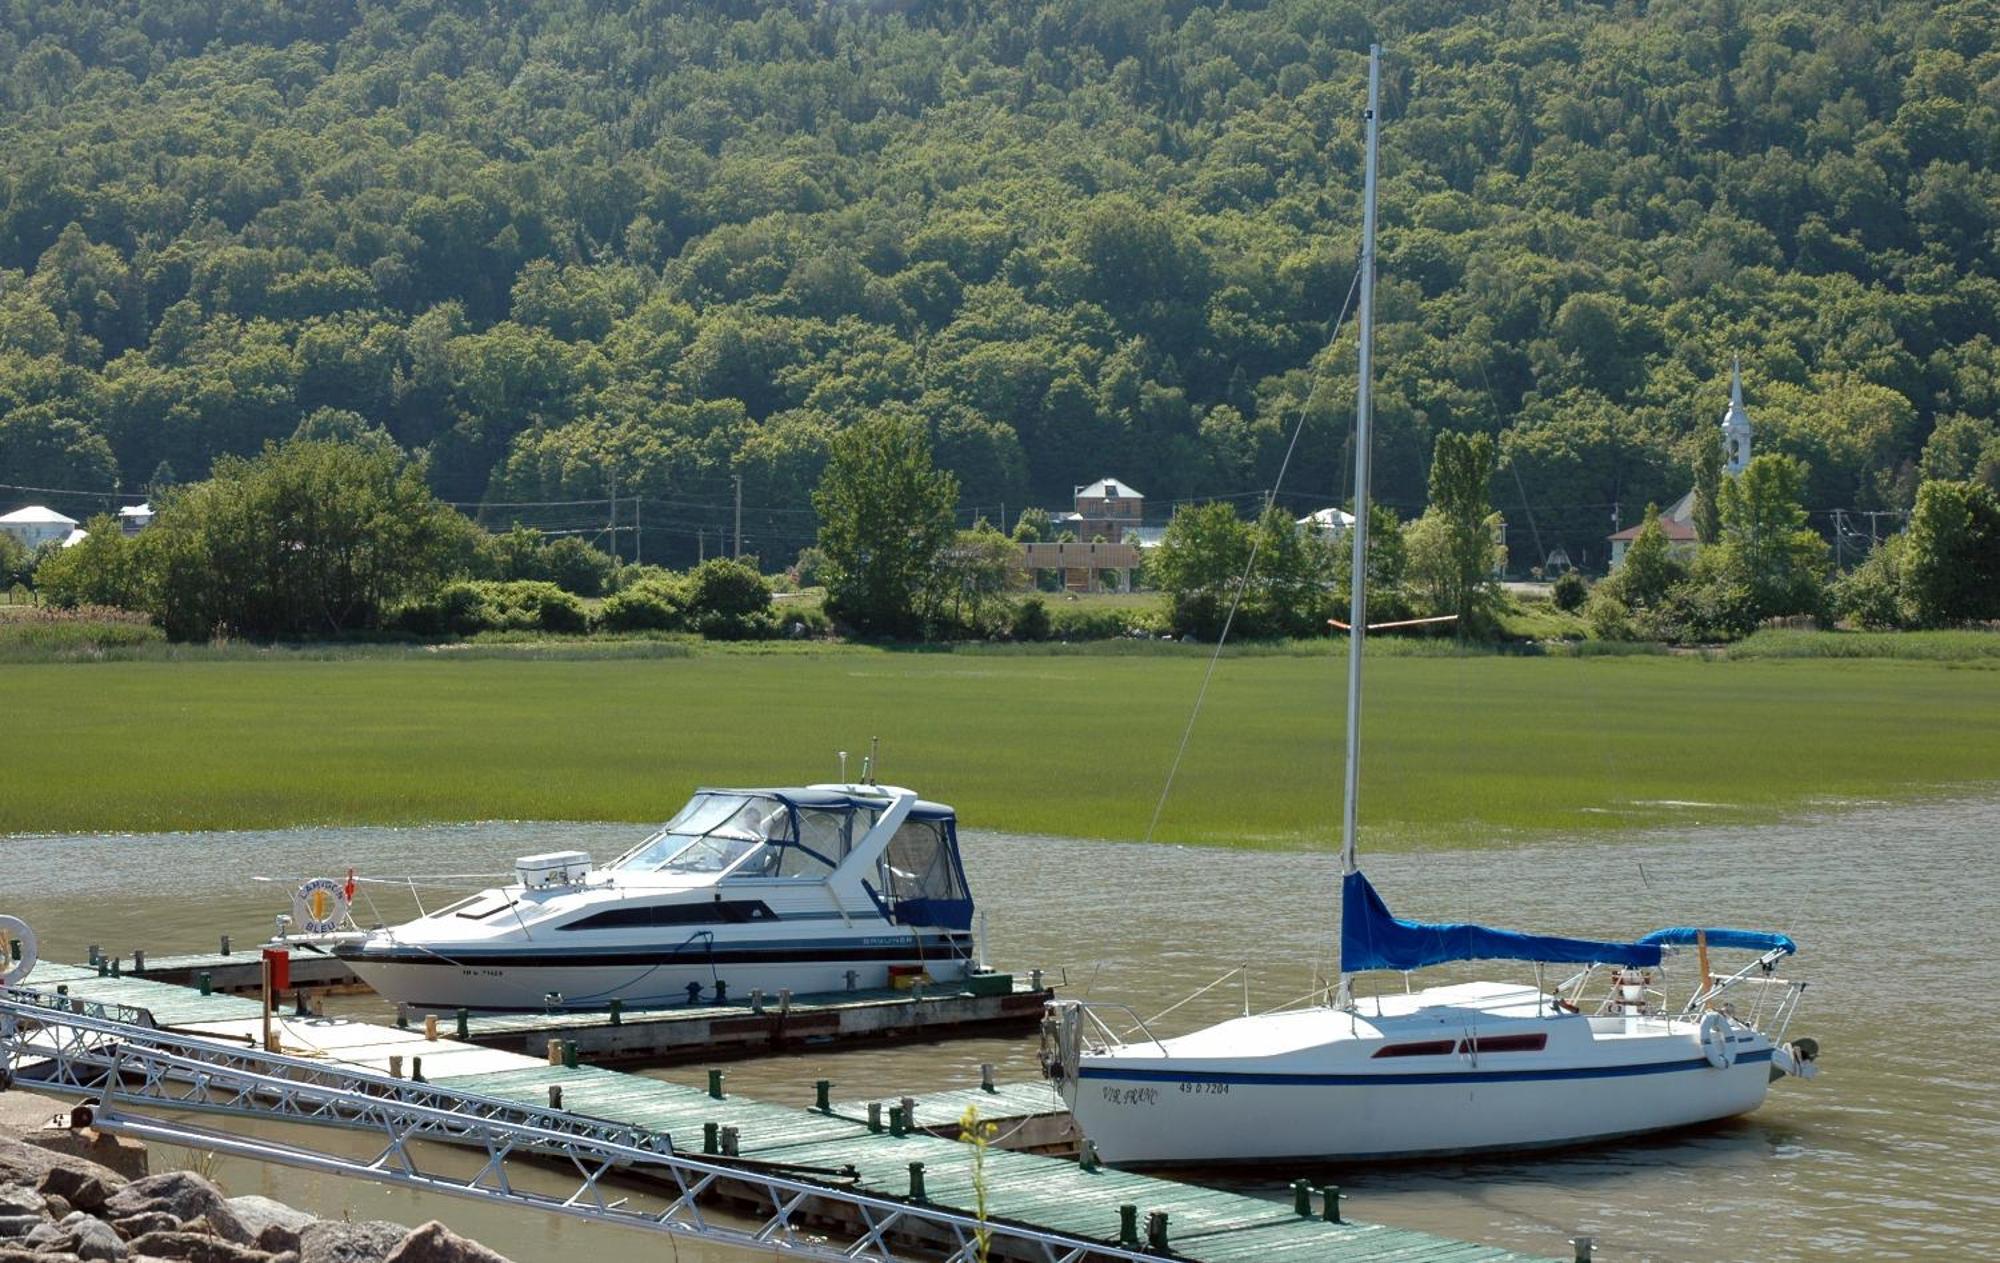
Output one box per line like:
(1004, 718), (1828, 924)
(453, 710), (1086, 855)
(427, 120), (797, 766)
(1, 1089), (516, 1263)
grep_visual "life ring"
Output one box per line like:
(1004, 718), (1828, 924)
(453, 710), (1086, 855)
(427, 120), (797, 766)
(0, 915), (38, 987)
(1699, 1011), (1735, 1069)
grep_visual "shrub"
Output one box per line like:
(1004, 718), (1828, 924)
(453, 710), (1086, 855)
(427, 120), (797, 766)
(1551, 570), (1588, 612)
(32, 515), (145, 609)
(541, 536), (617, 597)
(1831, 537), (1906, 629)
(1011, 596), (1052, 641)
(684, 558), (774, 639)
(1585, 592), (1637, 642)
(598, 577), (688, 632)
(1045, 603), (1135, 641)
(397, 580), (587, 636)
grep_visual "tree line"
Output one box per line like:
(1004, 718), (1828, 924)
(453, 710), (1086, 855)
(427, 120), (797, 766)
(0, 0), (1995, 576)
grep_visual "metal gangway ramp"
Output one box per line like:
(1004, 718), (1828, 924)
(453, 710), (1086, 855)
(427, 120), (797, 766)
(0, 985), (1161, 1262)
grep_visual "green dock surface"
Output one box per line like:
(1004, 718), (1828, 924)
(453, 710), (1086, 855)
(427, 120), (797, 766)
(21, 961), (1555, 1262)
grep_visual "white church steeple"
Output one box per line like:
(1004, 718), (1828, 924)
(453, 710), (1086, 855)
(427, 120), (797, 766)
(1720, 356), (1752, 475)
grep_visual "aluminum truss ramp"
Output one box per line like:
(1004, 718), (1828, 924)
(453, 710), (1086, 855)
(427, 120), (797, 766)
(0, 988), (1169, 1263)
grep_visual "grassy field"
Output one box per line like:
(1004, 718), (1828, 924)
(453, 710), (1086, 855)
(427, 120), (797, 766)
(5, 643), (1997, 846)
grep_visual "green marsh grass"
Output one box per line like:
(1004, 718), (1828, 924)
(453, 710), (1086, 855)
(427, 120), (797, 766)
(4, 647), (1996, 846)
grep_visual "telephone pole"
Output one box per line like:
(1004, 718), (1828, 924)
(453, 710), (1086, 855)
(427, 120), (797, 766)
(634, 498), (643, 566)
(733, 474), (743, 560)
(607, 465), (618, 562)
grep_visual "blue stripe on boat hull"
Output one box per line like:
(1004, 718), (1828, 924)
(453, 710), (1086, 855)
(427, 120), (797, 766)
(1077, 1048), (1772, 1087)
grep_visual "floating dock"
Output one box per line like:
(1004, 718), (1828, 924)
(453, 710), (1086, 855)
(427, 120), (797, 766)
(122, 944), (362, 994)
(16, 961), (1556, 1262)
(116, 944), (1052, 1065)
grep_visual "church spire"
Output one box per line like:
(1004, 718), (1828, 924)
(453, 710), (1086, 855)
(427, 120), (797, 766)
(1721, 356), (1752, 475)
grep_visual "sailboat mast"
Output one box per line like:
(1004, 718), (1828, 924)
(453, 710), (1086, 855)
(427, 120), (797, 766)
(1339, 46), (1381, 879)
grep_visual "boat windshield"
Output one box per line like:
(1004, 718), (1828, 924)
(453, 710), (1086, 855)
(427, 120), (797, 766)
(610, 793), (853, 878)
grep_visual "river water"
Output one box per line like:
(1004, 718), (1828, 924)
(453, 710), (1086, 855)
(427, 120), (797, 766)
(5, 796), (1998, 1261)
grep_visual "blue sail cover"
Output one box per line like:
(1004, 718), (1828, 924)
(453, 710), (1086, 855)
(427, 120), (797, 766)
(1636, 927), (1797, 955)
(1340, 871), (1664, 972)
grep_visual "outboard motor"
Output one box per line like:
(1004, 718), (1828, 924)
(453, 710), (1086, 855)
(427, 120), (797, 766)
(1040, 1000), (1085, 1096)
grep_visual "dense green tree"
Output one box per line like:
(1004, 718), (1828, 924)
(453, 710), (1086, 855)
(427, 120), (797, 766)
(1712, 453), (1832, 622)
(1901, 480), (2000, 626)
(812, 411), (957, 638)
(31, 514), (141, 607)
(137, 439), (473, 640)
(683, 557), (774, 640)
(1405, 431), (1501, 630)
(1690, 434), (1724, 546)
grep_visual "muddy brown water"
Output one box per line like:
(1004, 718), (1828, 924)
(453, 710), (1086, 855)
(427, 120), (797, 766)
(5, 796), (1998, 1261)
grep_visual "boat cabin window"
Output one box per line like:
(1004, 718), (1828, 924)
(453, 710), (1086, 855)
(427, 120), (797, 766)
(1371, 1039), (1457, 1059)
(609, 793), (852, 880)
(877, 818), (969, 907)
(1459, 1032), (1546, 1054)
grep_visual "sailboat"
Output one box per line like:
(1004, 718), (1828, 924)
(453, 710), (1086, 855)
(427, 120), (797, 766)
(1042, 47), (1819, 1166)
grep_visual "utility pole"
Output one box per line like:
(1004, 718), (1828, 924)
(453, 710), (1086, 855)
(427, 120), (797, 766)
(697, 528), (705, 564)
(733, 474), (743, 560)
(634, 498), (643, 566)
(1832, 508), (1845, 570)
(607, 465), (618, 562)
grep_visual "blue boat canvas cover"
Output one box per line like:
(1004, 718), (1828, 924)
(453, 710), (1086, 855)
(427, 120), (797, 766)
(1637, 926), (1797, 955)
(1339, 870), (1665, 973)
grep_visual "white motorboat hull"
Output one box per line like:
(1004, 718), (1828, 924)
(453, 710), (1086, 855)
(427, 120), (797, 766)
(1069, 1044), (1773, 1165)
(345, 942), (970, 1012)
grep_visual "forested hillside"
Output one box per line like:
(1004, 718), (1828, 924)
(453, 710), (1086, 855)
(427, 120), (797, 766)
(0, 0), (1994, 569)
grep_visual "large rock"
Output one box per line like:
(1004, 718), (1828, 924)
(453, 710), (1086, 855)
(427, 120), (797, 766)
(107, 1212), (178, 1242)
(0, 1249), (68, 1263)
(40, 1167), (118, 1215)
(102, 1175), (248, 1245)
(0, 1139), (128, 1203)
(0, 1218), (41, 1240)
(295, 1221), (406, 1263)
(222, 1201), (312, 1256)
(19, 1218), (72, 1251)
(70, 1218), (123, 1263)
(379, 1223), (508, 1263)
(0, 1189), (39, 1218)
(123, 1230), (274, 1263)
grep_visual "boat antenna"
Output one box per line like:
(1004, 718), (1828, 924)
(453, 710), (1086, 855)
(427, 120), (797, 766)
(1335, 45), (1381, 1010)
(838, 750), (849, 782)
(863, 736), (879, 785)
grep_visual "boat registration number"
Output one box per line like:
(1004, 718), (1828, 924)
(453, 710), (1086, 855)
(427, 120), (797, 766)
(1178, 1081), (1230, 1095)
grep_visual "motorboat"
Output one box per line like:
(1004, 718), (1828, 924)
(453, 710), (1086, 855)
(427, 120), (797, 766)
(330, 782), (977, 1011)
(1043, 48), (1818, 1166)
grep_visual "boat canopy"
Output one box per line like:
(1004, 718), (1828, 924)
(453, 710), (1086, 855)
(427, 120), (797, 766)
(612, 788), (917, 879)
(1636, 926), (1797, 955)
(1340, 871), (1664, 973)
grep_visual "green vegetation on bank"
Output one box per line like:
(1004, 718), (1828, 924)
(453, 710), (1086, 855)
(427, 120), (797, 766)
(2, 649), (1995, 844)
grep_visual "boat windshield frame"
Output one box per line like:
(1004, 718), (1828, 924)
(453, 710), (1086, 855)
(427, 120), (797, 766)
(607, 791), (857, 879)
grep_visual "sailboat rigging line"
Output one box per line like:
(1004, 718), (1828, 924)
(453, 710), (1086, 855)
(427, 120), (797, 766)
(1139, 263), (1363, 848)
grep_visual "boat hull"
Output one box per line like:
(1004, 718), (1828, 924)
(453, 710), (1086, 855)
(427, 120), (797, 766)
(1068, 1049), (1774, 1165)
(341, 939), (971, 1011)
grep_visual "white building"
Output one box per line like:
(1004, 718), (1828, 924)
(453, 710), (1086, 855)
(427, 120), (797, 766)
(1609, 358), (1752, 569)
(1298, 506), (1356, 539)
(118, 503), (155, 535)
(0, 505), (79, 551)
